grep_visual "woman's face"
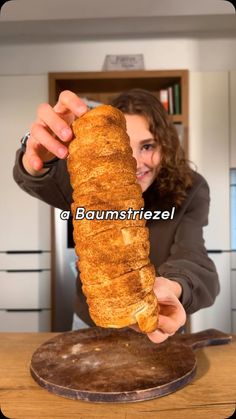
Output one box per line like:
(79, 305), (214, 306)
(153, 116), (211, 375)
(124, 113), (162, 192)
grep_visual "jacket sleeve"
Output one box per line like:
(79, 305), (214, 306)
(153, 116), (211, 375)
(13, 149), (73, 211)
(157, 178), (220, 315)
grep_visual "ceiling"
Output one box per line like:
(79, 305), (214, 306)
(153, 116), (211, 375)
(0, 0), (235, 44)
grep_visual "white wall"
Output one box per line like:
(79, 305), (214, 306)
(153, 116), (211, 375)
(0, 36), (236, 76)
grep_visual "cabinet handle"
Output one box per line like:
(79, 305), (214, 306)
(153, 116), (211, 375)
(207, 250), (232, 253)
(5, 250), (44, 254)
(6, 309), (43, 312)
(5, 269), (44, 273)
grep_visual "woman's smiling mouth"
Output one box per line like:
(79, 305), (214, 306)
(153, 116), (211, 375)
(136, 170), (151, 180)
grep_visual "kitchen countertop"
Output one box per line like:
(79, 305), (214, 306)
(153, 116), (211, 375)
(0, 333), (235, 419)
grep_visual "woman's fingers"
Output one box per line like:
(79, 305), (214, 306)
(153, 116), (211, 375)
(129, 278), (187, 344)
(24, 144), (46, 172)
(35, 92), (87, 143)
(136, 281), (186, 344)
(154, 285), (186, 331)
(54, 90), (87, 117)
(30, 123), (68, 158)
(147, 303), (185, 344)
(36, 103), (73, 143)
(130, 296), (186, 345)
(147, 328), (173, 344)
(23, 90), (88, 172)
(157, 311), (186, 335)
(155, 298), (186, 335)
(129, 323), (173, 344)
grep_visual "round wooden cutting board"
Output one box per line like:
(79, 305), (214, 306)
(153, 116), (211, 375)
(30, 327), (231, 403)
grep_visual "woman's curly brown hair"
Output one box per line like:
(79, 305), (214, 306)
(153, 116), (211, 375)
(110, 88), (193, 207)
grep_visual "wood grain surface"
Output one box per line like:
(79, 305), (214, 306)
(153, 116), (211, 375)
(0, 332), (235, 419)
(30, 328), (232, 403)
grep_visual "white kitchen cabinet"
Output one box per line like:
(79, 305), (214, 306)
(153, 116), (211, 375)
(231, 252), (236, 332)
(0, 310), (51, 332)
(0, 75), (50, 251)
(0, 270), (51, 309)
(232, 312), (236, 333)
(232, 270), (236, 309)
(189, 71), (231, 333)
(230, 71), (236, 168)
(190, 253), (231, 333)
(0, 252), (50, 270)
(189, 71), (230, 250)
(0, 75), (51, 331)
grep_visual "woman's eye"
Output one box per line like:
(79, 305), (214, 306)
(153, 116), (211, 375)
(142, 144), (154, 151)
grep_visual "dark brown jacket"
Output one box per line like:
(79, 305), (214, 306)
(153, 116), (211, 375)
(13, 149), (220, 325)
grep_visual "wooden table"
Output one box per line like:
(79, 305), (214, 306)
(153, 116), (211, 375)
(0, 333), (235, 419)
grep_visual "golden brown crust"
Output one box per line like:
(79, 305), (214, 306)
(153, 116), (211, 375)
(78, 257), (150, 283)
(82, 264), (155, 298)
(73, 183), (141, 202)
(67, 104), (159, 333)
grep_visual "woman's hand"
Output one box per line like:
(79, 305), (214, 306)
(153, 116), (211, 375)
(147, 277), (186, 343)
(131, 276), (186, 344)
(22, 90), (87, 175)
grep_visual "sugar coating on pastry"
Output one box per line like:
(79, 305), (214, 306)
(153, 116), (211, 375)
(67, 104), (159, 333)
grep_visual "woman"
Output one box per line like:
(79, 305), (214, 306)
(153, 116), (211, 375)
(13, 89), (219, 343)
